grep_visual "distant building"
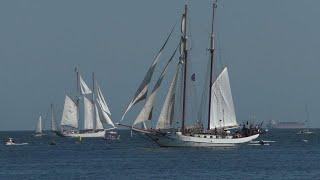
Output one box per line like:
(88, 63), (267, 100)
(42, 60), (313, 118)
(269, 120), (305, 129)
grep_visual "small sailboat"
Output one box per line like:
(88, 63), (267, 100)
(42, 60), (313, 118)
(119, 2), (260, 147)
(34, 115), (45, 137)
(57, 70), (117, 138)
(297, 105), (314, 135)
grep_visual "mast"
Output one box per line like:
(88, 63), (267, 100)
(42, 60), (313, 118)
(92, 72), (96, 130)
(181, 4), (188, 133)
(207, 2), (217, 130)
(51, 103), (55, 131)
(75, 67), (80, 130)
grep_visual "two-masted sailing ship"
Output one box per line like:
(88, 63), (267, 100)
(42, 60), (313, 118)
(57, 69), (118, 138)
(119, 2), (260, 147)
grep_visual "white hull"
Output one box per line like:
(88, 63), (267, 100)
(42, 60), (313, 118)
(5, 142), (28, 146)
(145, 131), (259, 147)
(62, 130), (105, 138)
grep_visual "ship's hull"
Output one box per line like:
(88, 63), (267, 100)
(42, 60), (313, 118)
(145, 132), (259, 147)
(59, 130), (105, 138)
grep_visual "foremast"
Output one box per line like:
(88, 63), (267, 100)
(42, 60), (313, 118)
(181, 4), (188, 133)
(207, 2), (217, 130)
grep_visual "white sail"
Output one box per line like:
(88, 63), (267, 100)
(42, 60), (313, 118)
(156, 66), (179, 129)
(80, 75), (92, 95)
(97, 100), (115, 128)
(36, 116), (42, 133)
(96, 86), (111, 115)
(95, 104), (104, 130)
(84, 96), (94, 130)
(121, 25), (176, 121)
(133, 46), (178, 126)
(210, 67), (237, 129)
(61, 95), (78, 128)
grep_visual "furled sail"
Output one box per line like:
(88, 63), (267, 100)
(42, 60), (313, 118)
(36, 116), (42, 133)
(121, 25), (176, 121)
(156, 65), (179, 129)
(209, 67), (237, 129)
(61, 95), (78, 128)
(95, 104), (104, 130)
(133, 45), (178, 126)
(79, 75), (92, 95)
(84, 96), (94, 130)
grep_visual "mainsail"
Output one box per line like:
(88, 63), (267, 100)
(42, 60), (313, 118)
(84, 96), (94, 130)
(209, 67), (237, 129)
(156, 65), (179, 129)
(61, 95), (78, 128)
(36, 116), (42, 133)
(133, 45), (178, 126)
(79, 75), (92, 95)
(121, 25), (176, 121)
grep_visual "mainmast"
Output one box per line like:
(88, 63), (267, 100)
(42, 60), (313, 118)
(92, 72), (96, 130)
(75, 67), (80, 130)
(181, 4), (188, 133)
(207, 2), (217, 130)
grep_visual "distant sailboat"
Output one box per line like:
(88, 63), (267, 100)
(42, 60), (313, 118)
(297, 105), (313, 135)
(119, 2), (260, 147)
(34, 115), (45, 137)
(57, 70), (117, 138)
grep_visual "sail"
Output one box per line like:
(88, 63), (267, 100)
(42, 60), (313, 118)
(133, 45), (178, 126)
(36, 116), (42, 133)
(79, 75), (92, 95)
(84, 96), (94, 130)
(51, 104), (57, 131)
(97, 100), (115, 128)
(61, 95), (78, 128)
(121, 25), (176, 121)
(96, 85), (111, 115)
(95, 104), (104, 130)
(210, 67), (237, 129)
(156, 65), (179, 129)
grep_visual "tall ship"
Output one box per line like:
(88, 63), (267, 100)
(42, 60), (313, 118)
(57, 69), (117, 138)
(119, 2), (260, 147)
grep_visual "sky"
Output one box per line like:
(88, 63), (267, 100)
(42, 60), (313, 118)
(1, 0), (320, 130)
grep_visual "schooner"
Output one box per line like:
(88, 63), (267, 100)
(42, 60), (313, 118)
(119, 2), (260, 147)
(57, 69), (117, 138)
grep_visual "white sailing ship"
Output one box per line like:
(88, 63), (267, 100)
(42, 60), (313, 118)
(34, 115), (45, 137)
(58, 70), (117, 138)
(119, 2), (260, 147)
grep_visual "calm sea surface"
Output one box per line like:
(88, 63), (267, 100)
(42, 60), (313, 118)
(0, 129), (319, 180)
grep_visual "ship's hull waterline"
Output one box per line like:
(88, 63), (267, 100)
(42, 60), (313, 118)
(144, 131), (259, 147)
(57, 130), (105, 138)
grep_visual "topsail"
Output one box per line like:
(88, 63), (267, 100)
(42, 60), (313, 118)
(79, 75), (92, 95)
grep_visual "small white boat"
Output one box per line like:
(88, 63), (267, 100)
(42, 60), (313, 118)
(62, 130), (106, 138)
(5, 138), (28, 146)
(104, 130), (120, 140)
(296, 129), (314, 135)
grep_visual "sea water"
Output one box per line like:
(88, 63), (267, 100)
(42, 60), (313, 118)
(0, 129), (319, 180)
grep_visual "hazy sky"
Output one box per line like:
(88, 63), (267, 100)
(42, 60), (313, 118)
(1, 0), (320, 130)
